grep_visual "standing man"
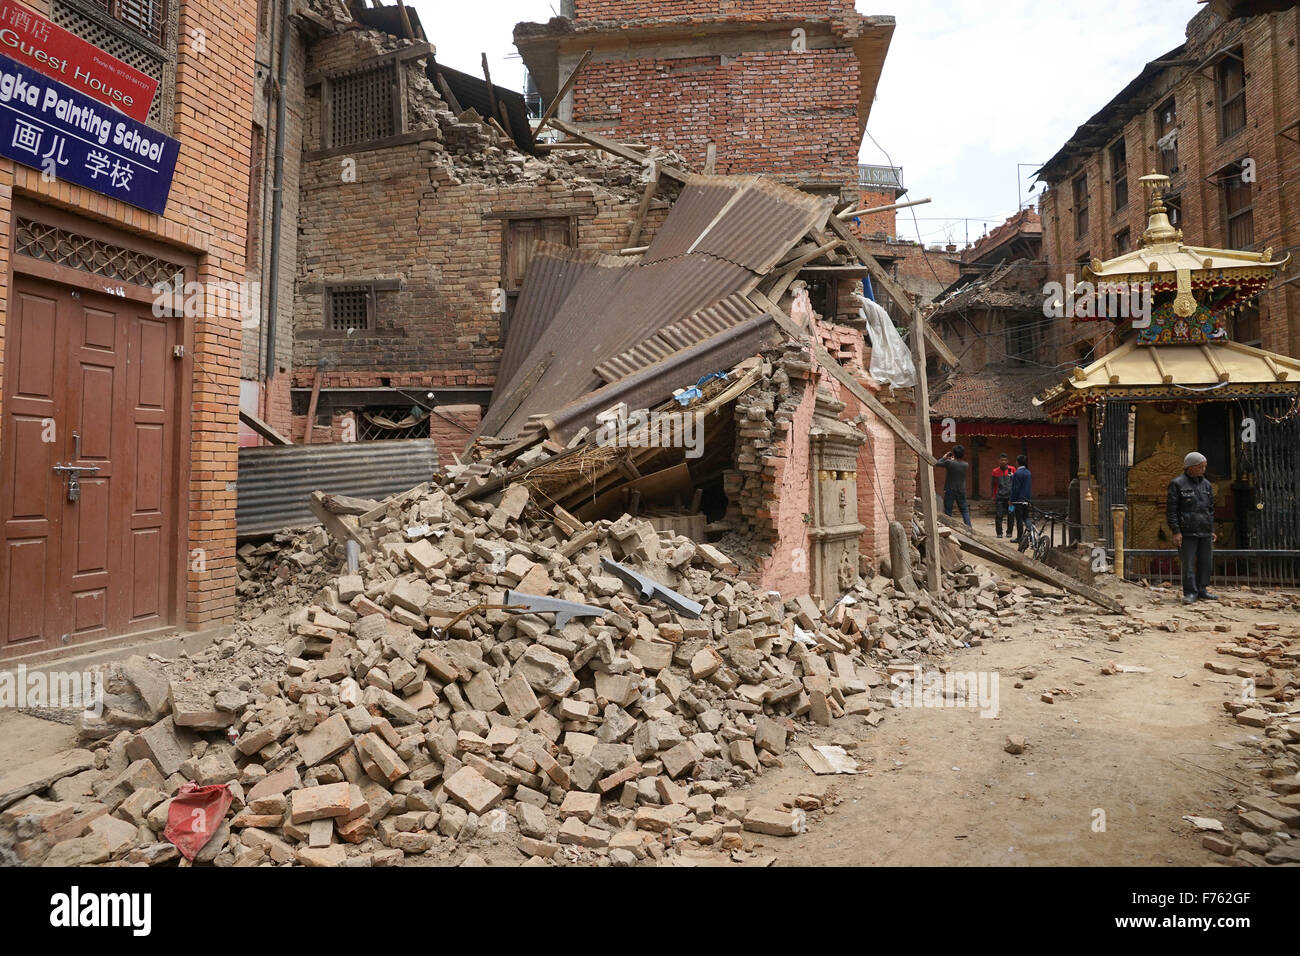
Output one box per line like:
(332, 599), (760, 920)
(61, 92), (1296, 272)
(1167, 451), (1217, 605)
(991, 452), (1016, 538)
(1009, 454), (1032, 543)
(936, 445), (973, 528)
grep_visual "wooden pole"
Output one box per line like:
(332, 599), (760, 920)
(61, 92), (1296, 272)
(1111, 506), (1126, 578)
(625, 163), (659, 249)
(910, 304), (942, 591)
(534, 50), (593, 141)
(304, 365), (324, 445)
(481, 53), (500, 132)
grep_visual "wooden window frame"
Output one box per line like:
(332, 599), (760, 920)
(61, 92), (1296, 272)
(1220, 161), (1254, 249)
(1073, 174), (1089, 240)
(499, 214), (581, 338)
(1109, 138), (1128, 213)
(1217, 48), (1246, 142)
(1155, 97), (1178, 175)
(324, 282), (376, 333)
(1113, 227), (1131, 255)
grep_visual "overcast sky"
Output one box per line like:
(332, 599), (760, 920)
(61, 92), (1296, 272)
(409, 0), (1195, 247)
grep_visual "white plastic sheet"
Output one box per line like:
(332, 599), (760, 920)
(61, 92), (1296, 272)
(855, 293), (916, 387)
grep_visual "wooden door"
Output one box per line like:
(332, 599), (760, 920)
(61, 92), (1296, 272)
(1, 279), (179, 653)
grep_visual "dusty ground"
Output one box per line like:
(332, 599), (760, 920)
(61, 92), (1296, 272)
(3, 565), (1293, 867)
(743, 577), (1296, 867)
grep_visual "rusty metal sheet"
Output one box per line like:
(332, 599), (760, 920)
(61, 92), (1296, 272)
(236, 439), (437, 538)
(643, 175), (830, 274)
(545, 312), (782, 442)
(494, 245), (630, 401)
(594, 292), (764, 383)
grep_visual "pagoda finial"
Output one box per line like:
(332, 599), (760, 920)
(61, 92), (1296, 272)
(1139, 172), (1181, 247)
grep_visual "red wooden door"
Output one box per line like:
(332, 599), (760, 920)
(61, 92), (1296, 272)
(1, 279), (178, 653)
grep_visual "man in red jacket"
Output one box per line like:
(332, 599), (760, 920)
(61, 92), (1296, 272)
(990, 453), (1016, 538)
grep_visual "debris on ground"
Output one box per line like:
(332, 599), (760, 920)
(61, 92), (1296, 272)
(0, 470), (1084, 867)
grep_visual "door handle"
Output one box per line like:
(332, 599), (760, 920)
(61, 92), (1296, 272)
(52, 464), (102, 474)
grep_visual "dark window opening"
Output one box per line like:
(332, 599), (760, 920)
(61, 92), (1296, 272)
(1233, 303), (1261, 347)
(1073, 174), (1089, 239)
(1156, 98), (1179, 175)
(326, 285), (374, 332)
(1217, 49), (1246, 141)
(1221, 161), (1254, 249)
(1113, 227), (1131, 255)
(1163, 193), (1182, 228)
(1110, 138), (1127, 212)
(1005, 317), (1037, 367)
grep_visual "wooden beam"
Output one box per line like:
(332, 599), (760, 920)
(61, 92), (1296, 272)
(466, 353), (552, 450)
(911, 304), (942, 591)
(626, 161), (661, 249)
(394, 0), (415, 38)
(548, 118), (691, 182)
(755, 293), (937, 466)
(309, 492), (369, 552)
(480, 54), (503, 142)
(303, 366), (324, 445)
(938, 514), (1127, 614)
(239, 408), (292, 446)
(434, 72), (462, 115)
(704, 142), (717, 174)
(826, 215), (959, 370)
(534, 50), (593, 140)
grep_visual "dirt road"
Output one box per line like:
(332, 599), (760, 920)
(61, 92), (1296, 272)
(744, 583), (1293, 866)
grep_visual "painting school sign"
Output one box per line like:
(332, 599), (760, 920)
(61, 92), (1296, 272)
(0, 0), (157, 122)
(0, 52), (179, 214)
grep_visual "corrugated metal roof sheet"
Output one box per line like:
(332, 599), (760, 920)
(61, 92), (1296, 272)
(594, 292), (765, 383)
(237, 440), (437, 538)
(643, 175), (830, 273)
(485, 173), (829, 440)
(546, 313), (782, 441)
(493, 245), (630, 400)
(493, 254), (754, 437)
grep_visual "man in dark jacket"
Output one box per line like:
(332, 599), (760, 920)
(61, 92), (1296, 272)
(991, 453), (1016, 538)
(1167, 451), (1217, 604)
(1009, 454), (1032, 543)
(936, 444), (973, 529)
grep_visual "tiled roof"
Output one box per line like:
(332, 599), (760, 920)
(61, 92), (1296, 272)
(961, 208), (1041, 264)
(930, 365), (1061, 423)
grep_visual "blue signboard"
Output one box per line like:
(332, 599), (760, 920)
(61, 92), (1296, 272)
(0, 51), (179, 215)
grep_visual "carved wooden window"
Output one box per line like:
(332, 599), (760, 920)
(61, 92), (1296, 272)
(51, 0), (175, 130)
(327, 64), (400, 148)
(326, 285), (374, 332)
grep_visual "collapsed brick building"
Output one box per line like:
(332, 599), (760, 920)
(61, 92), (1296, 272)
(231, 0), (933, 598)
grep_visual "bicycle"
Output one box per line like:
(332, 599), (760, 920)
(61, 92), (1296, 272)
(1014, 503), (1064, 562)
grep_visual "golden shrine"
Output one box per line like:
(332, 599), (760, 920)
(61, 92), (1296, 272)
(1035, 173), (1297, 581)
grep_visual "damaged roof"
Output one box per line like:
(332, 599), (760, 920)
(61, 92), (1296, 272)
(931, 366), (1062, 423)
(482, 174), (833, 441)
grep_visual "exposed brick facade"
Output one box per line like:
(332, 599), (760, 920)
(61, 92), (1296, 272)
(0, 0), (257, 634)
(517, 2), (894, 191)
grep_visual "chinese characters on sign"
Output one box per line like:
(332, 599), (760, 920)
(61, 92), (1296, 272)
(0, 53), (178, 214)
(0, 0), (158, 122)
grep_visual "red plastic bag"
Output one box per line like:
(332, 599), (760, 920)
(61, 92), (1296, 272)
(164, 783), (233, 861)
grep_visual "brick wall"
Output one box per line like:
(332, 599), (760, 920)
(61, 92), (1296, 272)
(571, 47), (861, 185)
(0, 0), (258, 630)
(1040, 7), (1299, 362)
(574, 0), (862, 19)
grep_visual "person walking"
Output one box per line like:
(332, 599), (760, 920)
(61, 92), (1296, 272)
(936, 445), (973, 529)
(1167, 451), (1217, 605)
(991, 452), (1016, 538)
(1009, 454), (1032, 543)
